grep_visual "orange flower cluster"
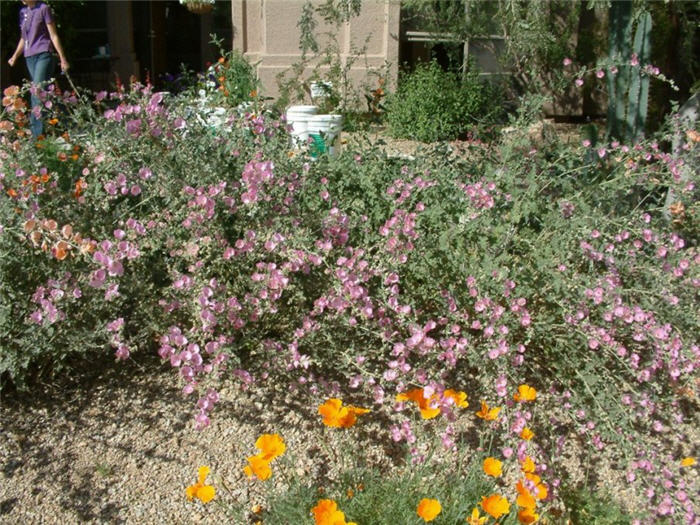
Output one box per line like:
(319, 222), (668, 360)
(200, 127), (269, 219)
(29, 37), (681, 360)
(243, 433), (286, 481)
(1, 85), (28, 135)
(416, 498), (442, 522)
(514, 456), (548, 523)
(185, 466), (216, 503)
(318, 398), (370, 428)
(311, 499), (357, 525)
(396, 387), (468, 419)
(24, 219), (95, 260)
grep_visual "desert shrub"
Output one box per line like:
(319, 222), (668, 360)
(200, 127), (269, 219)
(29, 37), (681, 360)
(385, 60), (499, 142)
(1, 69), (698, 521)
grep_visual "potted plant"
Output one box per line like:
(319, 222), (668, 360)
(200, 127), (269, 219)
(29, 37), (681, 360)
(179, 0), (215, 15)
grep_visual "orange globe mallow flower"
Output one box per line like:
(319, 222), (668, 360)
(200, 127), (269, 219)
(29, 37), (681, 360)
(481, 494), (510, 519)
(476, 400), (501, 421)
(319, 398), (370, 428)
(514, 384), (537, 402)
(185, 466), (216, 503)
(311, 499), (357, 525)
(416, 498), (442, 522)
(483, 457), (503, 477)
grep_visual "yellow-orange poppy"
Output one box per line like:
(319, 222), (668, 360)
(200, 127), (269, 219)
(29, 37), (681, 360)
(476, 400), (501, 421)
(483, 457), (503, 477)
(416, 498), (442, 522)
(319, 398), (370, 428)
(481, 494), (510, 519)
(514, 384), (537, 402)
(185, 466), (216, 503)
(243, 454), (272, 481)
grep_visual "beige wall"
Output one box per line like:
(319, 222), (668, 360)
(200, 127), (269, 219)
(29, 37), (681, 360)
(231, 0), (400, 105)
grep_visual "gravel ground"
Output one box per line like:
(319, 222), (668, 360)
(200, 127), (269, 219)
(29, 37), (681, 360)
(2, 353), (697, 524)
(0, 357), (402, 525)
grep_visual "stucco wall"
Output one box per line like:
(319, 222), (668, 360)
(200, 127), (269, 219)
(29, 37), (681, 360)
(231, 0), (400, 105)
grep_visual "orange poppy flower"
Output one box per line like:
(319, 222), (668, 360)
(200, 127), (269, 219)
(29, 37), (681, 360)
(518, 506), (539, 524)
(396, 388), (440, 419)
(3, 86), (19, 97)
(311, 499), (356, 525)
(466, 507), (488, 525)
(185, 466), (216, 503)
(516, 480), (537, 509)
(481, 494), (510, 519)
(520, 456), (535, 473)
(483, 457), (503, 477)
(319, 398), (370, 428)
(681, 457), (696, 467)
(520, 427), (534, 440)
(476, 400), (501, 421)
(514, 384), (537, 402)
(416, 498), (442, 522)
(523, 473), (548, 500)
(243, 454), (272, 481)
(255, 433), (286, 460)
(444, 388), (469, 408)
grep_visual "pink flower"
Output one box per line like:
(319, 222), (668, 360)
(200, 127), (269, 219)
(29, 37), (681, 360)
(563, 57), (572, 66)
(596, 70), (605, 79)
(575, 78), (584, 87)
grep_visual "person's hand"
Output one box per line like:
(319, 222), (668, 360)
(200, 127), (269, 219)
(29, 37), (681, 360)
(60, 58), (69, 72)
(8, 56), (17, 67)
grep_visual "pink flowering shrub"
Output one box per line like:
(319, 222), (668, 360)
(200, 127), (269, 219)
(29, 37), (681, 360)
(1, 77), (698, 520)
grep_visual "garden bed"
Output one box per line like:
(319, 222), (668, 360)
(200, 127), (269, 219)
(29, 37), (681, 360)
(1, 77), (698, 523)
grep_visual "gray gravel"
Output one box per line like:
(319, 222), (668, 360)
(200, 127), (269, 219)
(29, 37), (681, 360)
(0, 358), (398, 524)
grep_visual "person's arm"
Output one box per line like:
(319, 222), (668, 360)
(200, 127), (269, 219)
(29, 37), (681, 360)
(8, 37), (25, 67)
(46, 22), (69, 72)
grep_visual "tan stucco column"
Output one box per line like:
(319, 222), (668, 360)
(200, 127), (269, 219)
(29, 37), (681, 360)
(107, 1), (140, 82)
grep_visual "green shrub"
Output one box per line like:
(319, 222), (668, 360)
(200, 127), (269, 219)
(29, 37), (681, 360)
(385, 61), (497, 142)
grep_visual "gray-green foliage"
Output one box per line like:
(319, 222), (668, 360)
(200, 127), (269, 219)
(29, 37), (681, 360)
(385, 61), (496, 142)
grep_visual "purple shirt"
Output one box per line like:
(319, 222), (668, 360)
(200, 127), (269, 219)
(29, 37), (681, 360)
(19, 2), (55, 57)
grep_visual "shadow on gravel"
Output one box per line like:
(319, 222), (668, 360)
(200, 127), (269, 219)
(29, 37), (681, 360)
(0, 351), (181, 521)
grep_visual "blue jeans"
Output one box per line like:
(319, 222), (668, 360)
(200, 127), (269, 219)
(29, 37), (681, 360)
(25, 52), (55, 138)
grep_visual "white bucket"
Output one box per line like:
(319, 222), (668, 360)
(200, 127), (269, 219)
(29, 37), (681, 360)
(286, 105), (318, 147)
(307, 114), (343, 157)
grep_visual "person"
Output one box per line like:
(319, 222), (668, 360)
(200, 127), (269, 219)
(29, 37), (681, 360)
(7, 0), (69, 139)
